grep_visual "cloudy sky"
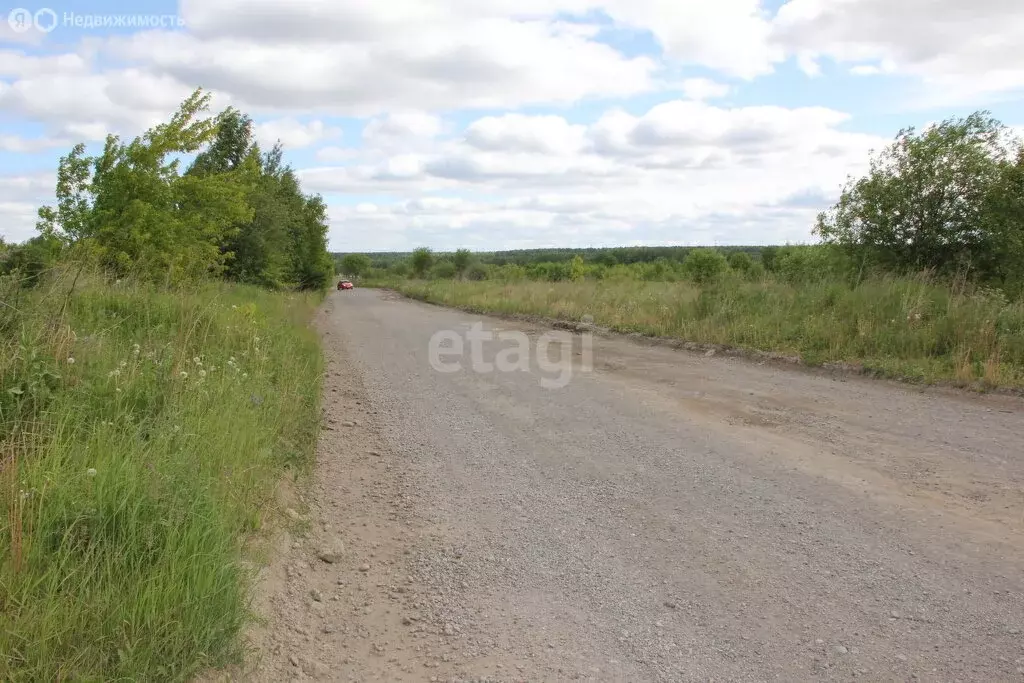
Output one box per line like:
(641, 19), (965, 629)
(1, 0), (1022, 252)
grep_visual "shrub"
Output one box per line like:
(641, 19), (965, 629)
(453, 249), (472, 276)
(430, 262), (457, 279)
(682, 248), (728, 284)
(0, 234), (64, 287)
(410, 247), (433, 278)
(465, 263), (489, 281)
(727, 251), (754, 274)
(773, 245), (855, 285)
(527, 262), (571, 281)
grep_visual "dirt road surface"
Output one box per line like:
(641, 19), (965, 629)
(247, 288), (1024, 682)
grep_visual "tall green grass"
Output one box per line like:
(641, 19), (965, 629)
(384, 276), (1024, 389)
(0, 268), (323, 681)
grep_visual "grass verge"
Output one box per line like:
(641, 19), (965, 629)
(0, 268), (323, 681)
(376, 276), (1024, 390)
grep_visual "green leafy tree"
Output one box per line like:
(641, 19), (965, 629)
(340, 254), (372, 278)
(187, 109), (288, 287)
(452, 248), (472, 277)
(410, 247), (433, 278)
(37, 89), (253, 284)
(188, 107), (254, 175)
(569, 254), (586, 282)
(289, 194), (334, 290)
(221, 150), (294, 287)
(186, 110), (334, 290)
(34, 90), (334, 290)
(36, 144), (92, 245)
(815, 111), (1024, 281)
(983, 148), (1024, 287)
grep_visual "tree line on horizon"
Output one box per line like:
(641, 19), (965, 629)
(336, 243), (850, 286)
(335, 111), (1023, 294)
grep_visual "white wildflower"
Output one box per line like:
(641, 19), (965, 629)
(199, 369), (207, 378)
(180, 371), (188, 379)
(86, 468), (97, 478)
(193, 356), (202, 365)
(67, 357), (75, 365)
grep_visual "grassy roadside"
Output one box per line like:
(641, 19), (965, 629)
(375, 277), (1024, 390)
(0, 268), (323, 681)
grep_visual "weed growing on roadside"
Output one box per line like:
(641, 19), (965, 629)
(0, 267), (324, 681)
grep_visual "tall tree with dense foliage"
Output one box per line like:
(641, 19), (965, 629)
(569, 254), (586, 282)
(815, 111), (1024, 282)
(340, 254), (372, 277)
(187, 110), (333, 290)
(33, 89), (333, 290)
(37, 91), (255, 284)
(452, 248), (472, 277)
(410, 247), (434, 278)
(289, 193), (334, 290)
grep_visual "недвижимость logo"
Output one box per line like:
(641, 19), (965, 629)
(8, 7), (182, 32)
(7, 7), (57, 33)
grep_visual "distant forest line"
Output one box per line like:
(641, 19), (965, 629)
(333, 245), (767, 269)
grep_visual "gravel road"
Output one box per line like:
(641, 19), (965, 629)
(248, 288), (1024, 683)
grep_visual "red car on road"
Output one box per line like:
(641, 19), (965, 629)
(337, 280), (354, 290)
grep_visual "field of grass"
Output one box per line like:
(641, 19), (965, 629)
(382, 276), (1024, 389)
(0, 268), (323, 681)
